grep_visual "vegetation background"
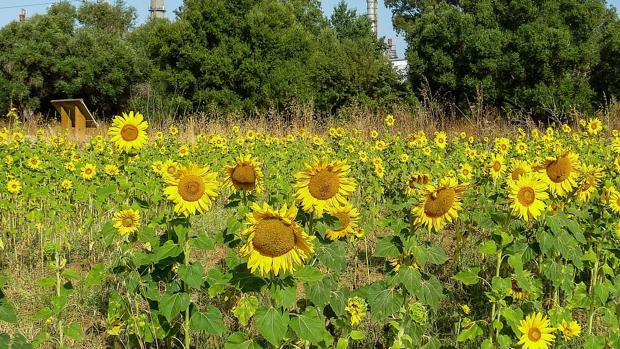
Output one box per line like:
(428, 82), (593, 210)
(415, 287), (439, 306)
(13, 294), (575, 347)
(0, 0), (619, 121)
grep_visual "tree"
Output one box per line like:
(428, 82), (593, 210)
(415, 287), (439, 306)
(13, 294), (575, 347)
(385, 0), (620, 117)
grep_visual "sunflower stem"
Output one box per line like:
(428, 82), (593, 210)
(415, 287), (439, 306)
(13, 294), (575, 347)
(489, 249), (502, 343)
(587, 249), (599, 335)
(184, 237), (192, 349)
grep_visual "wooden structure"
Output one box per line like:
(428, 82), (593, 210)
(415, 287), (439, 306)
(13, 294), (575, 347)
(51, 99), (99, 139)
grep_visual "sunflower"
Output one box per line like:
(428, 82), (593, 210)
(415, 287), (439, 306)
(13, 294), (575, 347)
(61, 179), (73, 190)
(384, 114), (395, 127)
(508, 173), (549, 222)
(575, 164), (603, 203)
(517, 312), (555, 349)
(325, 203), (360, 240)
(108, 111), (148, 153)
(405, 172), (431, 196)
(81, 164), (97, 180)
(345, 297), (367, 325)
(461, 304), (471, 315)
(413, 177), (466, 231)
(161, 160), (180, 179)
(178, 145), (189, 157)
(113, 209), (140, 237)
(434, 131), (447, 149)
(105, 164), (120, 177)
(239, 203), (315, 276)
(488, 154), (505, 181)
(608, 191), (620, 214)
(558, 320), (581, 339)
(542, 151), (579, 196)
(507, 160), (531, 182)
(611, 137), (620, 154)
(388, 253), (420, 272)
(223, 154), (264, 193)
(27, 156), (42, 170)
(614, 156), (620, 171)
(587, 118), (603, 135)
(164, 164), (219, 216)
(459, 163), (473, 180)
(294, 158), (356, 218)
(508, 279), (530, 301)
(6, 179), (21, 194)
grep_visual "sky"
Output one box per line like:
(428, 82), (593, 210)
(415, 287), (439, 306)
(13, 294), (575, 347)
(1, 0), (620, 58)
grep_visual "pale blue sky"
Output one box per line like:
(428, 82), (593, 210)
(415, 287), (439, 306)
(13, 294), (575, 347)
(1, 0), (620, 57)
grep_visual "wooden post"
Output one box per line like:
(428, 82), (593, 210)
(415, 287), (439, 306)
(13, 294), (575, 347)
(74, 105), (86, 140)
(60, 106), (71, 130)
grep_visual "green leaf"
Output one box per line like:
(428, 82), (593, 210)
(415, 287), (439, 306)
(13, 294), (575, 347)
(425, 245), (448, 265)
(64, 322), (83, 340)
(225, 332), (262, 349)
(0, 300), (17, 323)
(453, 267), (480, 285)
(269, 282), (297, 309)
(33, 307), (53, 321)
(192, 234), (216, 250)
(191, 306), (226, 335)
(255, 307), (289, 347)
(232, 295), (259, 326)
(159, 292), (190, 322)
(37, 277), (56, 288)
(84, 263), (106, 287)
(416, 275), (445, 311)
(367, 281), (404, 320)
(350, 330), (365, 340)
(457, 323), (482, 342)
(305, 275), (337, 308)
(154, 240), (183, 262)
(317, 240), (347, 272)
(10, 334), (33, 349)
(374, 237), (400, 257)
(479, 240), (497, 255)
(290, 308), (331, 345)
(206, 267), (232, 297)
(294, 265), (324, 282)
(178, 263), (205, 289)
(399, 266), (421, 295)
(62, 268), (81, 281)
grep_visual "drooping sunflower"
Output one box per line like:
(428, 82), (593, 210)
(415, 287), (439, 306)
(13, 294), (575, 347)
(325, 203), (360, 240)
(517, 312), (555, 349)
(575, 164), (603, 203)
(345, 297), (368, 325)
(542, 151), (579, 196)
(508, 279), (530, 301)
(558, 320), (581, 339)
(81, 164), (97, 180)
(113, 209), (140, 237)
(6, 179), (21, 194)
(239, 203), (315, 276)
(508, 173), (549, 222)
(405, 172), (431, 196)
(294, 158), (356, 217)
(164, 164), (219, 216)
(108, 111), (148, 153)
(412, 177), (466, 231)
(223, 154), (264, 193)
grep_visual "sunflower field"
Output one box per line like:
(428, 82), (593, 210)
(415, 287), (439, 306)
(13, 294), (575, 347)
(1, 113), (620, 349)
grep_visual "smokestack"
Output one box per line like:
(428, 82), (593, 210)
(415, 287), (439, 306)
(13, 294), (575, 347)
(367, 0), (378, 37)
(386, 38), (397, 59)
(149, 0), (166, 19)
(19, 9), (27, 22)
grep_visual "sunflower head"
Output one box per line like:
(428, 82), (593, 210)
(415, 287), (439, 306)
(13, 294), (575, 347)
(413, 177), (466, 232)
(294, 158), (356, 217)
(240, 203), (315, 276)
(325, 203), (360, 240)
(108, 111), (148, 153)
(81, 164), (97, 180)
(559, 320), (581, 339)
(164, 164), (219, 216)
(517, 312), (555, 349)
(224, 154), (263, 193)
(508, 173), (549, 222)
(113, 209), (141, 238)
(543, 151), (579, 196)
(6, 179), (21, 194)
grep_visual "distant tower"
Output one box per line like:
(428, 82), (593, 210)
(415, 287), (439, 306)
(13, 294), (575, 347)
(367, 0), (378, 37)
(18, 9), (27, 22)
(386, 38), (397, 59)
(149, 0), (166, 19)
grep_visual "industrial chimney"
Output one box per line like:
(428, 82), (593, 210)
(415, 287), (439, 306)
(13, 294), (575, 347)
(18, 9), (27, 22)
(367, 0), (378, 37)
(149, 0), (166, 19)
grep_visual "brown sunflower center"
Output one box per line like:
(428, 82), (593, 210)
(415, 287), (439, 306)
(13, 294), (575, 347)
(424, 187), (456, 218)
(167, 166), (176, 175)
(528, 327), (542, 342)
(122, 217), (135, 227)
(462, 169), (470, 176)
(308, 169), (340, 200)
(231, 164), (256, 190)
(252, 218), (296, 257)
(85, 168), (93, 175)
(120, 124), (139, 141)
(492, 161), (501, 172)
(511, 168), (526, 180)
(178, 174), (205, 202)
(517, 187), (536, 206)
(546, 156), (572, 183)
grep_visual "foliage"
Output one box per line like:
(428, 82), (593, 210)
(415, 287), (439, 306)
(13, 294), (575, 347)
(385, 0), (620, 117)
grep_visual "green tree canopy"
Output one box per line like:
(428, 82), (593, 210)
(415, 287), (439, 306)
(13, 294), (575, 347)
(385, 0), (620, 117)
